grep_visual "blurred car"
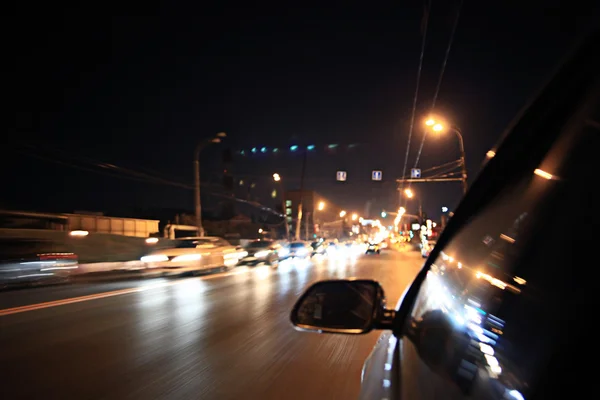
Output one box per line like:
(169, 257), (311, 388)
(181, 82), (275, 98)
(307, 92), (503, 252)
(310, 240), (327, 256)
(421, 240), (436, 258)
(279, 241), (311, 260)
(365, 242), (380, 254)
(289, 31), (599, 400)
(0, 238), (78, 289)
(141, 236), (243, 275)
(238, 240), (280, 267)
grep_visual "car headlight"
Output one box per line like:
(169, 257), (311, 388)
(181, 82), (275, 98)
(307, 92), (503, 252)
(141, 254), (169, 262)
(254, 250), (269, 258)
(279, 248), (289, 256)
(171, 254), (202, 262)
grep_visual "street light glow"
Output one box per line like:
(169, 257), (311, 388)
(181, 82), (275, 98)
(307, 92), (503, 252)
(318, 201), (325, 211)
(339, 210), (346, 218)
(432, 123), (444, 132)
(425, 118), (436, 126)
(273, 173), (281, 182)
(404, 188), (414, 198)
(351, 213), (358, 221)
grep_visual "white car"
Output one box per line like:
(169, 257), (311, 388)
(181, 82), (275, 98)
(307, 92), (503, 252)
(140, 236), (245, 275)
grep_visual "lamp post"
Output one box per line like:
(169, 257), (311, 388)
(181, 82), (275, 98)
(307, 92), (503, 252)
(425, 118), (468, 194)
(273, 173), (290, 240)
(403, 188), (423, 223)
(194, 132), (226, 236)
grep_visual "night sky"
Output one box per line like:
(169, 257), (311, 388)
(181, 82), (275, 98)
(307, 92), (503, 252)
(8, 3), (598, 221)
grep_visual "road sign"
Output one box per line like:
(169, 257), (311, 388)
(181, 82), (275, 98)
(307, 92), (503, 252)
(372, 170), (382, 181)
(411, 168), (421, 178)
(336, 171), (347, 181)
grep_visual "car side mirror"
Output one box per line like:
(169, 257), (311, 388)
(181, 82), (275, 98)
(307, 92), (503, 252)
(290, 279), (395, 334)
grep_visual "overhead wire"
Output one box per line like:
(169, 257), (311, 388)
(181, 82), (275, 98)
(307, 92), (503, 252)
(411, 0), (464, 172)
(14, 143), (283, 216)
(399, 0), (431, 208)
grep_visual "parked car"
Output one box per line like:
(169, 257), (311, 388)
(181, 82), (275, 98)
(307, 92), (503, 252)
(0, 238), (78, 289)
(140, 236), (243, 275)
(289, 31), (599, 400)
(238, 239), (280, 267)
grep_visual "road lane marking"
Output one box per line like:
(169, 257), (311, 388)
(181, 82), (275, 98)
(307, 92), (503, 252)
(0, 267), (251, 317)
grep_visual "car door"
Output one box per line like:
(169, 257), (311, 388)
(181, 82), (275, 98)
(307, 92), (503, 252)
(367, 31), (599, 400)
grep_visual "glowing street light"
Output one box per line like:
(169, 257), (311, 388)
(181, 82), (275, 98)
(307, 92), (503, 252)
(317, 201), (325, 211)
(339, 210), (347, 218)
(424, 116), (468, 194)
(404, 188), (414, 198)
(272, 173), (281, 182)
(351, 213), (358, 221)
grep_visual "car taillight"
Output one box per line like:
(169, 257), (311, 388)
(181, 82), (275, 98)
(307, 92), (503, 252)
(39, 253), (77, 260)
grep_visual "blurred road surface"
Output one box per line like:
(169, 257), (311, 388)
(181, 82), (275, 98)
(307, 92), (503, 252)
(0, 246), (423, 400)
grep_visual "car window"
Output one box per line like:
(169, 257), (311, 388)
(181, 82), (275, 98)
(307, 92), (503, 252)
(175, 239), (199, 248)
(398, 49), (599, 399)
(247, 241), (271, 249)
(214, 238), (231, 246)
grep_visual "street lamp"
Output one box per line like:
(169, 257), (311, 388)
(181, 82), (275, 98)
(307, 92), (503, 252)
(404, 188), (414, 198)
(273, 173), (289, 240)
(317, 201), (325, 211)
(194, 132), (226, 236)
(351, 213), (358, 221)
(424, 117), (468, 194)
(339, 210), (346, 218)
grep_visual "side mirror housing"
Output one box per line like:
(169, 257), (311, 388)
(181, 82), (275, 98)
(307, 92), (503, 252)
(290, 279), (395, 334)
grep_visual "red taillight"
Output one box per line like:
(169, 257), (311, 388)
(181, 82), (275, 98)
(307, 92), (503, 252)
(39, 253), (77, 260)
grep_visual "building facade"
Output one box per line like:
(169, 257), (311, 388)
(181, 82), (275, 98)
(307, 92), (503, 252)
(283, 190), (346, 240)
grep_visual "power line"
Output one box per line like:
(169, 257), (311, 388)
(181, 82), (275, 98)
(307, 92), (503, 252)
(399, 0), (431, 207)
(412, 0), (464, 171)
(14, 143), (283, 216)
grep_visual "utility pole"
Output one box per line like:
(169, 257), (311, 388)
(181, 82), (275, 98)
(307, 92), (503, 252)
(273, 173), (290, 240)
(295, 150), (308, 241)
(305, 211), (310, 241)
(454, 127), (468, 194)
(194, 132), (226, 237)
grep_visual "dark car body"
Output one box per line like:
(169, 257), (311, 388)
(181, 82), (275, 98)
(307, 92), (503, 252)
(239, 240), (279, 266)
(291, 30), (600, 400)
(365, 242), (380, 254)
(280, 242), (311, 260)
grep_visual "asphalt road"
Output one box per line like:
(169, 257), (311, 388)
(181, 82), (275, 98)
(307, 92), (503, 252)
(0, 247), (424, 400)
